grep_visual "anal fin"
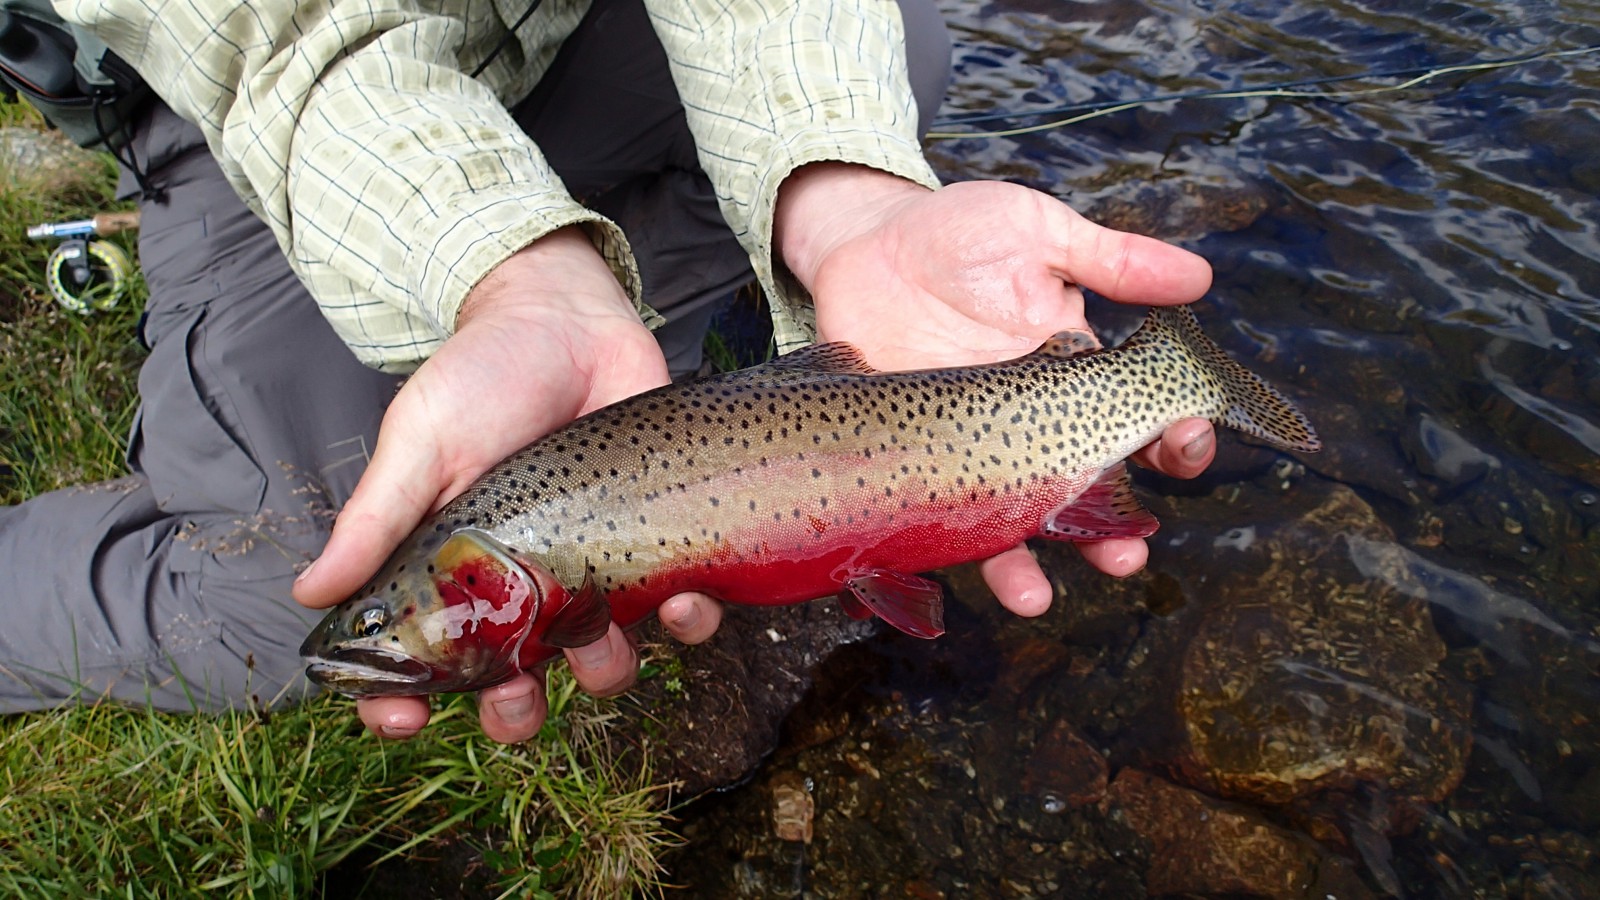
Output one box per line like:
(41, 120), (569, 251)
(1040, 463), (1160, 541)
(541, 570), (612, 648)
(844, 569), (945, 639)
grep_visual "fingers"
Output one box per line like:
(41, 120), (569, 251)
(357, 695), (431, 740)
(986, 420), (1211, 601)
(357, 674), (550, 745)
(476, 674), (549, 744)
(658, 592), (724, 645)
(1076, 537), (1150, 578)
(1048, 203), (1213, 306)
(476, 627), (643, 744)
(1131, 418), (1215, 479)
(564, 623), (640, 698)
(979, 544), (1054, 617)
(293, 442), (437, 609)
(354, 629), (635, 746)
(1073, 419), (1212, 579)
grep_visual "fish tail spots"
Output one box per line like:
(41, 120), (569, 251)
(1141, 307), (1321, 452)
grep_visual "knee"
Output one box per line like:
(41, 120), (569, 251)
(896, 0), (953, 137)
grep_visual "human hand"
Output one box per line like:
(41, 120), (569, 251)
(293, 227), (722, 743)
(774, 164), (1218, 615)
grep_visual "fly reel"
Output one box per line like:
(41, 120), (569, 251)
(44, 238), (133, 312)
(27, 210), (139, 313)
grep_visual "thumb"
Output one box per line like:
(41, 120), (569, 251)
(1052, 209), (1213, 305)
(293, 420), (442, 610)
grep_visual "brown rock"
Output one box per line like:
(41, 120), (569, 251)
(1170, 483), (1473, 811)
(610, 599), (877, 797)
(769, 770), (814, 844)
(1022, 719), (1109, 809)
(1086, 177), (1272, 240)
(1105, 768), (1373, 900)
(993, 636), (1071, 701)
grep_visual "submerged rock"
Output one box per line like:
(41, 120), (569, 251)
(1084, 176), (1273, 241)
(611, 598), (877, 798)
(646, 451), (1489, 898)
(1105, 768), (1373, 900)
(768, 769), (815, 844)
(668, 690), (1150, 898)
(1166, 482), (1474, 816)
(1022, 719), (1109, 811)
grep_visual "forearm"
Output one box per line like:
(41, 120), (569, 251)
(285, 48), (638, 369)
(57, 0), (642, 372)
(642, 0), (941, 348)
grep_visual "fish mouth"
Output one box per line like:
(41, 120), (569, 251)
(302, 647), (435, 697)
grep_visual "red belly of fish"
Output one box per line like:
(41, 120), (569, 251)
(516, 472), (1079, 669)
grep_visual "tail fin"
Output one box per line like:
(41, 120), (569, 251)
(1139, 306), (1321, 452)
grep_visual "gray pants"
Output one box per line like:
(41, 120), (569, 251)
(0, 0), (951, 712)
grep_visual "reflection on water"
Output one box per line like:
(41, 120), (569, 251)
(672, 1), (1600, 895)
(938, 0), (1600, 892)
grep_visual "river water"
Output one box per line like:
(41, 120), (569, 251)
(668, 1), (1600, 896)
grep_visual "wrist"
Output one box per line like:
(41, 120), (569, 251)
(774, 162), (928, 290)
(456, 226), (632, 330)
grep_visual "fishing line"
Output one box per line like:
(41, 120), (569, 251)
(925, 43), (1600, 140)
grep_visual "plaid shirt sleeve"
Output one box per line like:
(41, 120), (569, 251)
(55, 0), (939, 370)
(643, 0), (942, 353)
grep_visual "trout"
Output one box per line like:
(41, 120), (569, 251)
(300, 306), (1318, 697)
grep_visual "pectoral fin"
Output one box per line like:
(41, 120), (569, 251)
(540, 569), (612, 648)
(1040, 463), (1160, 541)
(844, 569), (945, 639)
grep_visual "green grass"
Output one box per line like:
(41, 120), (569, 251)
(0, 98), (676, 897)
(0, 104), (143, 500)
(0, 288), (146, 501)
(0, 685), (673, 898)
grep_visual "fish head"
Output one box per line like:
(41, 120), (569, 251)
(300, 527), (552, 697)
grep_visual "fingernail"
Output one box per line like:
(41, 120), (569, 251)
(666, 601), (701, 632)
(569, 634), (614, 671)
(295, 557), (317, 583)
(491, 694), (536, 725)
(377, 725), (417, 740)
(1182, 432), (1212, 463)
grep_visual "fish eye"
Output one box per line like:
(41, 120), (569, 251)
(353, 607), (389, 638)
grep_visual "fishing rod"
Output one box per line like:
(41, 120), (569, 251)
(926, 43), (1600, 140)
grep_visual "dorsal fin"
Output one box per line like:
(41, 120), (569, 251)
(766, 341), (878, 375)
(1031, 329), (1101, 360)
